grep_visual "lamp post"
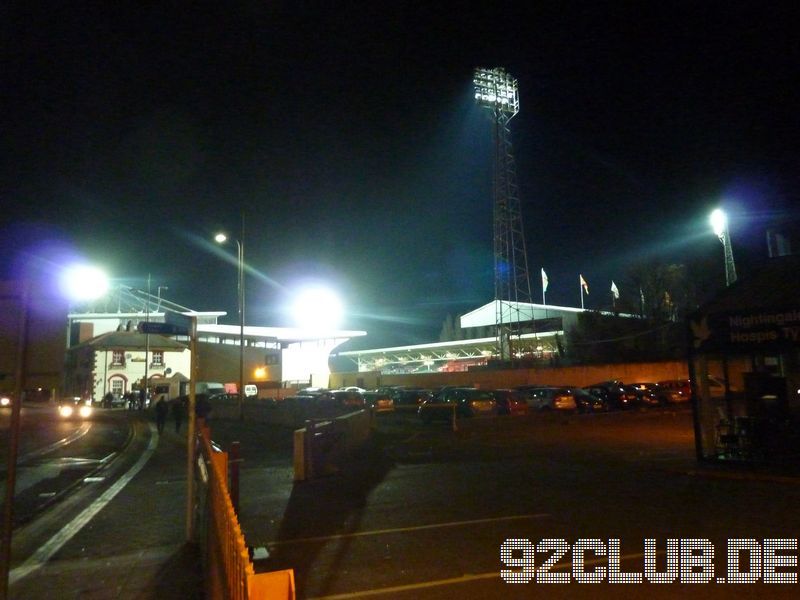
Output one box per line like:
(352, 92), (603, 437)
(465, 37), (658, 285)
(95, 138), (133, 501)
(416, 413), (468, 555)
(214, 231), (245, 420)
(710, 208), (737, 286)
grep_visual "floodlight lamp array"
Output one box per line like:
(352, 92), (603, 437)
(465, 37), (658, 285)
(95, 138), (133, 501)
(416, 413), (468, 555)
(473, 67), (519, 115)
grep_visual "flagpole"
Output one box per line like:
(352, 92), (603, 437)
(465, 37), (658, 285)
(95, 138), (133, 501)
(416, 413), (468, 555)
(580, 279), (584, 310)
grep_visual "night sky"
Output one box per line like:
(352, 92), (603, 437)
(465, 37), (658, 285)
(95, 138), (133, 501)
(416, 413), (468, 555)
(2, 2), (799, 349)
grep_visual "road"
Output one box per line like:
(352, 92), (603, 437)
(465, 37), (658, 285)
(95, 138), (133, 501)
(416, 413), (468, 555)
(1, 405), (156, 592)
(217, 406), (800, 599)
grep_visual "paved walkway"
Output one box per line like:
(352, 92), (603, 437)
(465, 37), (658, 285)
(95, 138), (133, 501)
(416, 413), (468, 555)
(9, 413), (205, 599)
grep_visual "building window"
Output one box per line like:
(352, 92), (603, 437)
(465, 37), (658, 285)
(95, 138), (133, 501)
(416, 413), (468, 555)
(110, 378), (125, 397)
(151, 351), (164, 367)
(112, 350), (125, 366)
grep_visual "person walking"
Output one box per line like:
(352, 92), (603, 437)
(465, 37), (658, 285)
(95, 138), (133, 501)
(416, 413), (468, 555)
(155, 395), (169, 434)
(172, 396), (185, 433)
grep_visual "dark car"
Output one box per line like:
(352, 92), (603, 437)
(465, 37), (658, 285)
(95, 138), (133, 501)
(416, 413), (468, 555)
(209, 392), (241, 404)
(332, 389), (365, 409)
(572, 387), (608, 412)
(393, 388), (433, 406)
(657, 379), (692, 403)
(584, 381), (636, 410)
(363, 391), (394, 412)
(624, 383), (662, 407)
(491, 389), (530, 416)
(523, 387), (577, 412)
(419, 387), (497, 422)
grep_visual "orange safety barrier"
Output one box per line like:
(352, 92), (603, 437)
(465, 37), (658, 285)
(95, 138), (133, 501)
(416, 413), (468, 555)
(197, 424), (295, 599)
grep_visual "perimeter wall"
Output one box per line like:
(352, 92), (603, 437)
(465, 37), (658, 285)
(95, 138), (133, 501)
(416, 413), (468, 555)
(329, 360), (690, 391)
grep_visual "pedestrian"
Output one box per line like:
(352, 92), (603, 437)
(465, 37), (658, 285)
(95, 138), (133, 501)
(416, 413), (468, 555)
(155, 395), (169, 434)
(172, 397), (185, 433)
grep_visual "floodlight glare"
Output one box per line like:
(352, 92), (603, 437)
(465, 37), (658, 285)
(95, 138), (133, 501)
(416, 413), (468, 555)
(709, 207), (737, 286)
(59, 264), (110, 302)
(473, 67), (519, 117)
(291, 286), (344, 332)
(214, 233), (228, 244)
(710, 209), (727, 239)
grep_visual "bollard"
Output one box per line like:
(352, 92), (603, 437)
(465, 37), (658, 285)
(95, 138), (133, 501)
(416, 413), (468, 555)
(230, 441), (240, 515)
(304, 420), (315, 480)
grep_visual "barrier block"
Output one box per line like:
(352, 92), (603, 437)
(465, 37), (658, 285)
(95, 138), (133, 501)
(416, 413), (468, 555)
(251, 569), (296, 599)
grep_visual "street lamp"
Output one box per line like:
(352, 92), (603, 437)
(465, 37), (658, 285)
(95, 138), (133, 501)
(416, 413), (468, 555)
(710, 208), (737, 286)
(214, 232), (245, 420)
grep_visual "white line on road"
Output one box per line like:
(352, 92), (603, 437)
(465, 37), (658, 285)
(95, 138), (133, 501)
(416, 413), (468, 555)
(307, 552), (663, 599)
(269, 513), (551, 546)
(20, 423), (92, 462)
(9, 423), (158, 586)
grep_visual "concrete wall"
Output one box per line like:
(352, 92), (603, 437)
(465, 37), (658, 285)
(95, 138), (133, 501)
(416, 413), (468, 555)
(330, 359), (689, 390)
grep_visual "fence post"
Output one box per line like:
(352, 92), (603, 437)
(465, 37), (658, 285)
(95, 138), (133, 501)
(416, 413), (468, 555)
(230, 441), (240, 515)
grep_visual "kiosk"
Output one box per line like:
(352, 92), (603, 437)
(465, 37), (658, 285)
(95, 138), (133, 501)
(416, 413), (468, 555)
(688, 254), (800, 463)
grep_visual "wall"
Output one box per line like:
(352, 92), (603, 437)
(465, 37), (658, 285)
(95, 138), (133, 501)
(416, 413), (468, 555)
(0, 280), (69, 397)
(330, 359), (689, 390)
(195, 341), (280, 388)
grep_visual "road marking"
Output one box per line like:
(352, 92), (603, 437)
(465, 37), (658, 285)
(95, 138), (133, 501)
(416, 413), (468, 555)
(269, 513), (551, 546)
(9, 422), (158, 586)
(307, 552), (660, 599)
(20, 423), (92, 463)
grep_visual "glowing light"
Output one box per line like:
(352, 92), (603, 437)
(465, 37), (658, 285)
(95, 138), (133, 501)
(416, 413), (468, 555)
(254, 367), (267, 379)
(473, 67), (519, 116)
(59, 265), (109, 302)
(214, 233), (228, 244)
(710, 208), (727, 239)
(291, 286), (344, 332)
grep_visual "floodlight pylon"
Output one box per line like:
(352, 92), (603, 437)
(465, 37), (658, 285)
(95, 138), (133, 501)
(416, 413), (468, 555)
(474, 67), (533, 362)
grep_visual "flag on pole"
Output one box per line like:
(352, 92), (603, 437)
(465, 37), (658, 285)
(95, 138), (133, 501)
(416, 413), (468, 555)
(580, 274), (589, 295)
(611, 280), (619, 299)
(541, 268), (549, 292)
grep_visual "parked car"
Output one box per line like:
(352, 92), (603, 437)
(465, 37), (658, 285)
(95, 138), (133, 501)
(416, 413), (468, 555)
(363, 391), (394, 412)
(209, 392), (241, 404)
(332, 389), (365, 409)
(584, 381), (636, 410)
(419, 387), (497, 422)
(624, 383), (662, 407)
(523, 387), (578, 412)
(573, 387), (608, 412)
(394, 388), (433, 406)
(657, 379), (692, 402)
(491, 389), (530, 416)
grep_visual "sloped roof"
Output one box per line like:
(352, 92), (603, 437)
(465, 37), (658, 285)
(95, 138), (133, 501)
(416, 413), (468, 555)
(74, 331), (188, 351)
(689, 254), (800, 354)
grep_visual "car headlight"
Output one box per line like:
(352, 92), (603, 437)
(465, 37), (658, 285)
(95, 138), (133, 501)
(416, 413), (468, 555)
(59, 405), (74, 418)
(78, 405), (93, 418)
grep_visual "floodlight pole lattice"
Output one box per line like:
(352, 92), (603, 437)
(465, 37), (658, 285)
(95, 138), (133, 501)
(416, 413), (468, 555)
(474, 67), (533, 363)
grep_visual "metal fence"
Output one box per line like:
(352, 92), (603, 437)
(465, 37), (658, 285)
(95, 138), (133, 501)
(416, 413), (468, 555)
(196, 423), (295, 599)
